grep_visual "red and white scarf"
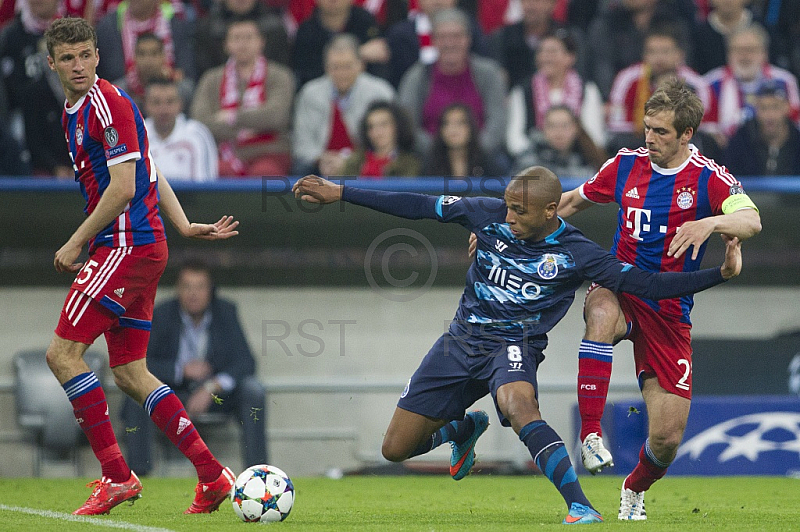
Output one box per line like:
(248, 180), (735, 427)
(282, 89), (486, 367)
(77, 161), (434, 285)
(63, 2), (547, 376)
(218, 55), (274, 175)
(532, 69), (583, 129)
(121, 3), (174, 95)
(20, 0), (64, 34)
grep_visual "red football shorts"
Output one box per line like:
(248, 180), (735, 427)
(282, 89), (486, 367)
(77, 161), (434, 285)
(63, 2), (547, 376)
(55, 241), (168, 367)
(617, 292), (693, 400)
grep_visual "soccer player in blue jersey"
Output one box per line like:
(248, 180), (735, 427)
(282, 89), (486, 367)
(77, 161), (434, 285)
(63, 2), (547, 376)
(294, 166), (742, 525)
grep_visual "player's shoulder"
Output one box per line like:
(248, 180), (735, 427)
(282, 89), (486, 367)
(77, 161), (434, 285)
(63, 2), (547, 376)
(688, 147), (739, 185)
(87, 78), (135, 121)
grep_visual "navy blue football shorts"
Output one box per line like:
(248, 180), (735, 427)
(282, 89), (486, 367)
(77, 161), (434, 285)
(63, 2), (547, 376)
(397, 331), (547, 427)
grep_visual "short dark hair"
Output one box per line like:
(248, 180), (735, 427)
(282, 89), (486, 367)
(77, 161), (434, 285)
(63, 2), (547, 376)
(135, 32), (164, 52)
(144, 76), (178, 94)
(45, 17), (97, 59)
(359, 100), (416, 153)
(645, 77), (704, 135)
(645, 22), (688, 54)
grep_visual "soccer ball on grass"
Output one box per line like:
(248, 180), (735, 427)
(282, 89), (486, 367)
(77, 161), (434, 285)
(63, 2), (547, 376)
(231, 464), (295, 522)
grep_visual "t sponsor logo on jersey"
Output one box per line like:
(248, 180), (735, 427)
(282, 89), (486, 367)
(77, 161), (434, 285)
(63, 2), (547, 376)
(104, 126), (119, 147)
(625, 187), (640, 199)
(177, 417), (192, 435)
(75, 124), (83, 146)
(537, 254), (559, 279)
(676, 186), (696, 209)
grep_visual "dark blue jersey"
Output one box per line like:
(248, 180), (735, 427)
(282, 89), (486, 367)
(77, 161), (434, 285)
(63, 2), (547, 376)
(341, 188), (726, 344)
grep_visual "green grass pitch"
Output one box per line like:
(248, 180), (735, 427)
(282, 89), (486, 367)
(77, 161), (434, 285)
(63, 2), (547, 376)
(1, 475), (798, 531)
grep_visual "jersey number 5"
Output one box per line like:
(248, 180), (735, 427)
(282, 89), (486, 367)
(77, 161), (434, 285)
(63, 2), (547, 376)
(76, 259), (100, 285)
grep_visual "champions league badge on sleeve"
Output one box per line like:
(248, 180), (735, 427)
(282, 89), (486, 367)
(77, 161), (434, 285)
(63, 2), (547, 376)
(537, 255), (559, 280)
(104, 126), (119, 147)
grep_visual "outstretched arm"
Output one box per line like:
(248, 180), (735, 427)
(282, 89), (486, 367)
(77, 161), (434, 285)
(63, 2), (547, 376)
(586, 234), (742, 300)
(157, 167), (239, 240)
(293, 175), (439, 220)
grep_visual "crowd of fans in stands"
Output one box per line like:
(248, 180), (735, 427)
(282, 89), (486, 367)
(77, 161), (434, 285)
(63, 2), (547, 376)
(2, 0), (799, 179)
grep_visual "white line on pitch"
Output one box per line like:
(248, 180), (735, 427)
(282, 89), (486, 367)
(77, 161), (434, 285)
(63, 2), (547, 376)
(0, 504), (176, 531)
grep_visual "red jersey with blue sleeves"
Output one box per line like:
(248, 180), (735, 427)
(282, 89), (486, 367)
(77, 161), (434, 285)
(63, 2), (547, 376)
(578, 145), (742, 323)
(62, 77), (165, 253)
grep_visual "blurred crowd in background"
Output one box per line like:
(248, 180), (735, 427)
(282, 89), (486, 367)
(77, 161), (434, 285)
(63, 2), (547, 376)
(1, 0), (798, 180)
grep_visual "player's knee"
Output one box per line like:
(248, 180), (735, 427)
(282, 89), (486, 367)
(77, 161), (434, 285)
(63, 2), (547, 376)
(648, 431), (682, 459)
(584, 299), (624, 341)
(381, 438), (409, 463)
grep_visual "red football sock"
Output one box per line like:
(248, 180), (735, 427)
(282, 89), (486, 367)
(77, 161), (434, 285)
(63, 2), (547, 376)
(146, 385), (222, 483)
(577, 340), (613, 441)
(64, 372), (130, 482)
(625, 440), (669, 492)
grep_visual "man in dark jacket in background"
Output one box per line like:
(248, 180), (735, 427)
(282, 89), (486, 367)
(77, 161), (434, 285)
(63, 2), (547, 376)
(122, 261), (266, 475)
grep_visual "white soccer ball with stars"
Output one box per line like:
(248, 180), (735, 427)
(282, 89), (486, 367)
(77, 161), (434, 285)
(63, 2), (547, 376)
(231, 464), (295, 522)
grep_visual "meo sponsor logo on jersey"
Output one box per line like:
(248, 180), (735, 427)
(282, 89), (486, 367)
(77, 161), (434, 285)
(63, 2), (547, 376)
(488, 265), (542, 299)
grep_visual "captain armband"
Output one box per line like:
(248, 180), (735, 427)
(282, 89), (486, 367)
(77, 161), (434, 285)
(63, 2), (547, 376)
(721, 193), (758, 214)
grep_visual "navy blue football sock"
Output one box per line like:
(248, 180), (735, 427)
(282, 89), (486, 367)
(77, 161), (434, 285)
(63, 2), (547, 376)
(407, 414), (475, 458)
(519, 420), (593, 509)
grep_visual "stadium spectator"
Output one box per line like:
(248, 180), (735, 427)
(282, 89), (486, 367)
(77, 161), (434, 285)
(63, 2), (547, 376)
(145, 78), (218, 181)
(192, 18), (294, 177)
(723, 80), (800, 176)
(43, 16), (239, 515)
(292, 34), (394, 176)
(488, 0), (586, 90)
(95, 0), (196, 85)
(292, 168), (742, 526)
(505, 30), (604, 160)
(113, 33), (194, 114)
(422, 103), (499, 177)
(586, 0), (690, 100)
(192, 0), (289, 82)
(398, 8), (506, 161)
(558, 78), (761, 521)
(292, 0), (389, 90)
(760, 0), (800, 83)
(122, 262), (266, 476)
(705, 23), (800, 141)
(690, 0), (754, 75)
(606, 24), (714, 153)
(511, 105), (606, 177)
(0, 0), (72, 177)
(341, 100), (421, 178)
(384, 0), (487, 88)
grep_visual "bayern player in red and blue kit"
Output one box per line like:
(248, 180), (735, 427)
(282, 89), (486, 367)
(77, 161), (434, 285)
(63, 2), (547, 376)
(558, 78), (762, 520)
(293, 167), (743, 525)
(44, 17), (239, 516)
